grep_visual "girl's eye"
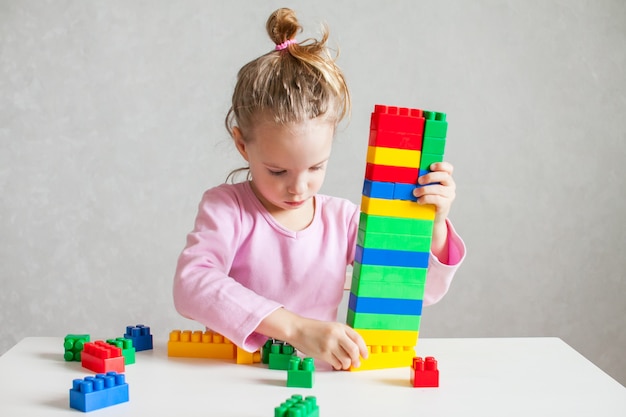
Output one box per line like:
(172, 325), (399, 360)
(311, 165), (324, 171)
(269, 170), (286, 176)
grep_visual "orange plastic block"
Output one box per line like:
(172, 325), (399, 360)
(81, 341), (125, 374)
(366, 146), (421, 168)
(236, 346), (261, 364)
(168, 330), (236, 359)
(350, 345), (415, 371)
(361, 196), (435, 220)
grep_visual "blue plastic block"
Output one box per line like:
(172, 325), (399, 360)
(393, 183), (418, 201)
(348, 292), (423, 315)
(69, 372), (129, 412)
(124, 324), (153, 351)
(355, 245), (429, 268)
(363, 179), (395, 199)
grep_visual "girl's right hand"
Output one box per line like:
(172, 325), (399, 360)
(256, 308), (368, 370)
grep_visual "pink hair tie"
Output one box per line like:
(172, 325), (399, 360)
(275, 39), (297, 51)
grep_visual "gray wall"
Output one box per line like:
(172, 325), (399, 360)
(1, 0), (625, 385)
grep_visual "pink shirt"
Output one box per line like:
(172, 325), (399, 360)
(173, 181), (465, 352)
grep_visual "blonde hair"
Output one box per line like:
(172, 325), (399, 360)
(225, 8), (350, 182)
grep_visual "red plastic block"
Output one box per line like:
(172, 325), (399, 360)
(370, 105), (425, 133)
(82, 341), (125, 374)
(365, 163), (419, 184)
(369, 130), (423, 150)
(410, 356), (439, 387)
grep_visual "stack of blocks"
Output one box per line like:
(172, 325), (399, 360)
(347, 105), (447, 371)
(274, 395), (319, 417)
(69, 372), (129, 412)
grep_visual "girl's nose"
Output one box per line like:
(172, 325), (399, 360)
(288, 176), (307, 195)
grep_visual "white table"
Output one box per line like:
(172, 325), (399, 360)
(1, 337), (624, 416)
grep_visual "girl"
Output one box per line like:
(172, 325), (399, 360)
(173, 8), (465, 370)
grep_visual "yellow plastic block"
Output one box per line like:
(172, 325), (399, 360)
(361, 196), (436, 220)
(350, 345), (416, 371)
(355, 329), (418, 347)
(366, 146), (421, 168)
(236, 347), (261, 364)
(168, 330), (236, 359)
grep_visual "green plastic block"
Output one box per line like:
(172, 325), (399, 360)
(106, 337), (136, 365)
(268, 341), (297, 370)
(359, 212), (434, 236)
(275, 395), (319, 417)
(423, 111), (448, 138)
(351, 272), (425, 299)
(357, 228), (431, 252)
(422, 136), (446, 155)
(347, 309), (421, 331)
(353, 262), (427, 284)
(419, 153), (445, 171)
(63, 334), (90, 361)
(287, 357), (315, 388)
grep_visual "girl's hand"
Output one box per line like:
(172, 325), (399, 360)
(289, 316), (368, 370)
(256, 308), (368, 370)
(413, 161), (456, 225)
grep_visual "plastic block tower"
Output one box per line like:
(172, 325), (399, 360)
(287, 357), (315, 388)
(64, 334), (90, 362)
(410, 356), (439, 387)
(274, 394), (319, 417)
(106, 337), (136, 365)
(347, 104), (447, 371)
(262, 339), (297, 370)
(124, 324), (153, 351)
(81, 341), (125, 374)
(69, 371), (129, 412)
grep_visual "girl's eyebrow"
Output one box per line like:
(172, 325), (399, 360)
(264, 157), (330, 170)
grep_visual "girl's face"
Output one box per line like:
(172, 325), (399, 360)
(233, 116), (334, 222)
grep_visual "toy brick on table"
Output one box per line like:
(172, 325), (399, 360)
(69, 371), (129, 412)
(123, 324), (153, 351)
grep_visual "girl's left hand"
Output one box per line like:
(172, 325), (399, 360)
(413, 161), (456, 224)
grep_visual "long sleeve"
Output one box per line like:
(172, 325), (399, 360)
(173, 186), (283, 352)
(422, 218), (466, 306)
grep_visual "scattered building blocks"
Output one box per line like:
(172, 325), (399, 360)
(274, 394), (319, 417)
(287, 357), (315, 388)
(262, 339), (297, 370)
(64, 334), (90, 362)
(106, 338), (135, 365)
(69, 371), (129, 412)
(410, 356), (439, 387)
(81, 341), (125, 374)
(168, 330), (236, 359)
(123, 324), (153, 351)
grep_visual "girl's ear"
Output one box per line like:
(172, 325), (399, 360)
(232, 127), (249, 162)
